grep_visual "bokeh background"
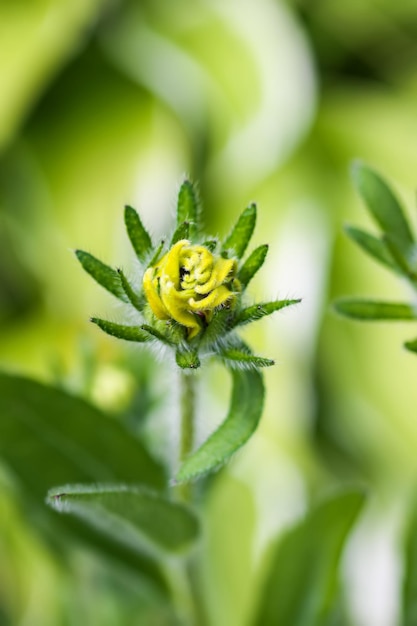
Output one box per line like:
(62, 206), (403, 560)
(2, 1), (417, 625)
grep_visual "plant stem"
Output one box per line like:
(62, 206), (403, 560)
(178, 370), (196, 502)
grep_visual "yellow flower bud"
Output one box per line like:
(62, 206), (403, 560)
(143, 240), (238, 338)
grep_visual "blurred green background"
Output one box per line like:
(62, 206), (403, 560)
(2, 0), (417, 624)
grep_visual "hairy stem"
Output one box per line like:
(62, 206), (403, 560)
(178, 371), (196, 502)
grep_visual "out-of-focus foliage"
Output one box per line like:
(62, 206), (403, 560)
(2, 0), (417, 625)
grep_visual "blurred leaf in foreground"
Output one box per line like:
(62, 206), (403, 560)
(252, 489), (365, 626)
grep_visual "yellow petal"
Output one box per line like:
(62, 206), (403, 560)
(195, 258), (236, 295)
(189, 285), (234, 311)
(142, 268), (170, 320)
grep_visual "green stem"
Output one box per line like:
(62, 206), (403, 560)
(178, 371), (196, 502)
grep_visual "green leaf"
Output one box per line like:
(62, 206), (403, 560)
(177, 180), (199, 237)
(334, 299), (417, 321)
(75, 250), (127, 302)
(404, 338), (417, 354)
(170, 221), (190, 245)
(47, 484), (199, 553)
(344, 226), (399, 273)
(141, 324), (175, 347)
(235, 299), (301, 326)
(222, 204), (257, 259)
(351, 161), (414, 248)
(220, 349), (274, 369)
(252, 489), (365, 626)
(117, 268), (144, 311)
(147, 239), (166, 268)
(176, 369), (264, 482)
(383, 234), (417, 278)
(0, 372), (167, 592)
(238, 244), (269, 288)
(401, 494), (417, 626)
(124, 205), (153, 263)
(91, 318), (152, 342)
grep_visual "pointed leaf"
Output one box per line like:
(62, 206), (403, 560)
(91, 318), (152, 342)
(117, 268), (144, 311)
(238, 244), (269, 288)
(124, 205), (153, 263)
(383, 234), (417, 278)
(222, 204), (257, 259)
(235, 299), (301, 327)
(47, 484), (199, 553)
(141, 324), (175, 347)
(220, 349), (274, 369)
(202, 239), (218, 253)
(177, 180), (199, 237)
(253, 489), (365, 626)
(147, 239), (166, 268)
(334, 299), (417, 321)
(176, 369), (264, 482)
(344, 226), (399, 273)
(75, 250), (127, 302)
(401, 493), (417, 625)
(171, 221), (190, 245)
(351, 161), (414, 248)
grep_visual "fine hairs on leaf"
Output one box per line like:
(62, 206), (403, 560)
(75, 250), (128, 302)
(221, 203), (257, 259)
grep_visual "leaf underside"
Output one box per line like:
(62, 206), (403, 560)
(176, 369), (264, 483)
(47, 484), (199, 553)
(252, 489), (365, 626)
(334, 299), (417, 321)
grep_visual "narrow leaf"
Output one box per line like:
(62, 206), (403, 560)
(177, 180), (199, 237)
(220, 349), (274, 368)
(141, 324), (175, 347)
(334, 299), (417, 321)
(176, 369), (264, 482)
(91, 318), (152, 342)
(383, 234), (416, 278)
(401, 494), (417, 625)
(202, 239), (218, 252)
(117, 268), (144, 311)
(75, 250), (127, 302)
(351, 161), (414, 247)
(344, 226), (399, 273)
(222, 204), (257, 259)
(171, 221), (190, 245)
(235, 299), (301, 327)
(147, 240), (166, 268)
(238, 244), (269, 288)
(47, 484), (199, 553)
(124, 205), (153, 263)
(253, 489), (365, 626)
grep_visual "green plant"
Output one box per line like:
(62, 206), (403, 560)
(334, 161), (417, 352)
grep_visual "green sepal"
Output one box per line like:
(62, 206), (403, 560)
(334, 298), (417, 321)
(220, 349), (274, 369)
(238, 244), (269, 288)
(201, 239), (218, 252)
(221, 203), (257, 259)
(177, 180), (199, 238)
(344, 226), (400, 273)
(47, 484), (199, 554)
(141, 324), (175, 347)
(201, 308), (233, 346)
(176, 369), (264, 482)
(235, 299), (301, 327)
(124, 205), (153, 263)
(404, 338), (417, 354)
(147, 240), (166, 268)
(351, 161), (414, 248)
(91, 318), (152, 342)
(171, 221), (190, 245)
(176, 348), (201, 369)
(117, 269), (144, 311)
(75, 250), (127, 302)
